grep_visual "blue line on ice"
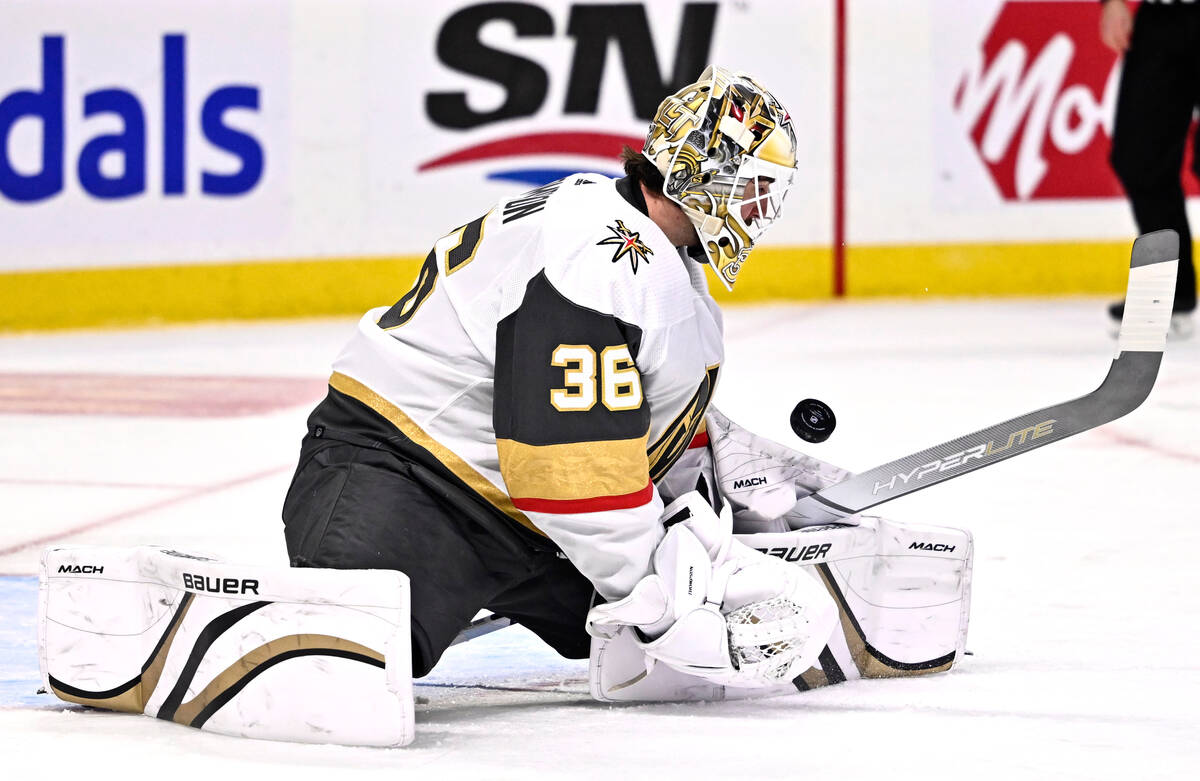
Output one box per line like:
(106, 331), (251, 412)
(0, 577), (45, 708)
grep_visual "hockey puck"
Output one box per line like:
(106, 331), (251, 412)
(790, 398), (836, 443)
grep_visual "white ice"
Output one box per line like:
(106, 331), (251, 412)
(1, 300), (1197, 780)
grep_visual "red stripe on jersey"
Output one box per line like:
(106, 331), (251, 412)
(512, 481), (654, 514)
(687, 431), (710, 449)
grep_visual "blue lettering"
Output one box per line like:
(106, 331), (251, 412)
(0, 36), (64, 203)
(163, 34), (186, 195)
(0, 34), (263, 203)
(201, 86), (263, 196)
(77, 89), (145, 198)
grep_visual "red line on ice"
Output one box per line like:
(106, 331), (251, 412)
(0, 477), (194, 490)
(1098, 429), (1200, 465)
(0, 465), (290, 558)
(0, 373), (326, 418)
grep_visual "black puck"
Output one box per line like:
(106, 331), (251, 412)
(790, 398), (836, 443)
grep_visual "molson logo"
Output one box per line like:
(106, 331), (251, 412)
(418, 2), (718, 187)
(953, 1), (1197, 200)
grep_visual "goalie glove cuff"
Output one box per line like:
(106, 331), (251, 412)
(636, 605), (731, 675)
(585, 575), (671, 639)
(586, 500), (716, 640)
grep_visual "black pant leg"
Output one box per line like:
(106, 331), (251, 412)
(281, 438), (538, 677)
(1184, 9), (1200, 311)
(484, 555), (596, 661)
(1110, 6), (1198, 311)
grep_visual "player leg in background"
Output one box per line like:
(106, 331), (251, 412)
(281, 438), (588, 676)
(1108, 3), (1197, 336)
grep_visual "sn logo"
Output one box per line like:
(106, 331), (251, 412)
(0, 35), (263, 203)
(426, 2), (718, 129)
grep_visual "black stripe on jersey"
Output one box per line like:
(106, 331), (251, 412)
(647, 364), (719, 482)
(495, 271), (646, 447)
(378, 249), (437, 329)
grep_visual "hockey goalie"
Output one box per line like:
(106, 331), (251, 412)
(39, 65), (972, 746)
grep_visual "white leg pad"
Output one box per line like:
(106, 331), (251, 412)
(39, 546), (413, 747)
(590, 515), (973, 702)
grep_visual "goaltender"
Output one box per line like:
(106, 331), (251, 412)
(281, 65), (844, 686)
(40, 66), (970, 747)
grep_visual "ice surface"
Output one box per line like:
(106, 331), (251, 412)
(1, 301), (1197, 779)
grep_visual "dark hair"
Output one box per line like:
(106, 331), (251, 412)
(620, 144), (665, 193)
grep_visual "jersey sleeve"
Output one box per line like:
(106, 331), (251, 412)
(654, 422), (717, 509)
(494, 270), (664, 599)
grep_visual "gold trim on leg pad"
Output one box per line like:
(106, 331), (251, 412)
(814, 563), (956, 677)
(47, 593), (195, 712)
(171, 634), (385, 727)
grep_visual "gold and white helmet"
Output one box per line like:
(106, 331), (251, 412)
(643, 65), (798, 290)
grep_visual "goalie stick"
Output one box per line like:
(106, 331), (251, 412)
(451, 231), (1179, 645)
(786, 229), (1179, 526)
(450, 614), (512, 646)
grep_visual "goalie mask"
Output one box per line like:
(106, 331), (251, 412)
(643, 65), (798, 290)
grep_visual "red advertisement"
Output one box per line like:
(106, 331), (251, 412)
(954, 1), (1197, 201)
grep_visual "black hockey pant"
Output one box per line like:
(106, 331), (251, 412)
(281, 437), (595, 677)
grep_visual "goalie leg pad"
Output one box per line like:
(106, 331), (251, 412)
(589, 515), (973, 702)
(748, 515), (973, 683)
(39, 546), (413, 747)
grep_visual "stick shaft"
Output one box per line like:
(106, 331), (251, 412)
(789, 231), (1178, 526)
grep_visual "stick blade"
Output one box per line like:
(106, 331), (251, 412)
(1119, 230), (1178, 353)
(1130, 229), (1179, 269)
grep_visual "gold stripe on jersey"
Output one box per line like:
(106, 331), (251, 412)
(496, 436), (650, 503)
(329, 371), (544, 536)
(648, 364), (720, 482)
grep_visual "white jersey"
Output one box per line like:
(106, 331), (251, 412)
(327, 174), (723, 599)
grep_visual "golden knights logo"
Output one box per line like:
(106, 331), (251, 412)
(597, 219), (654, 273)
